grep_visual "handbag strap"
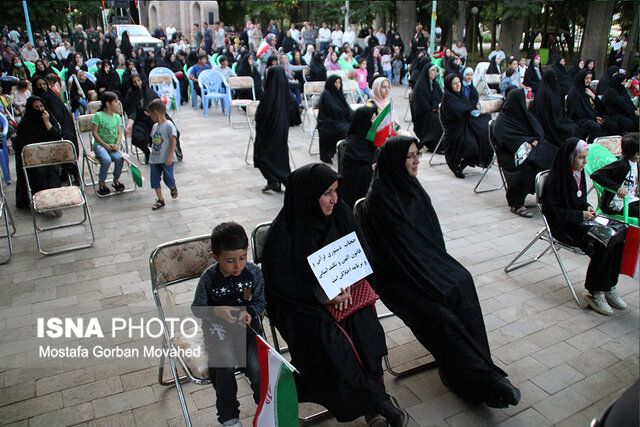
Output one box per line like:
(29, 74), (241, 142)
(333, 320), (380, 382)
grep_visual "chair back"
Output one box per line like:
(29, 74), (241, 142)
(484, 74), (501, 85)
(149, 73), (173, 85)
(22, 140), (77, 168)
(84, 72), (96, 83)
(535, 170), (549, 206)
(198, 69), (228, 96)
(479, 97), (503, 114)
(327, 70), (347, 80)
(228, 76), (255, 100)
(593, 135), (622, 157)
(473, 62), (490, 86)
(304, 81), (325, 95)
(76, 114), (95, 134)
(584, 142), (617, 177)
(336, 139), (346, 170)
(342, 79), (361, 102)
(353, 197), (365, 225)
(0, 113), (7, 138)
(149, 235), (215, 290)
(246, 100), (260, 118)
(86, 58), (101, 68)
(251, 222), (271, 264)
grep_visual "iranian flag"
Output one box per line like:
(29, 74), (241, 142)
(366, 101), (398, 147)
(253, 335), (299, 427)
(256, 38), (269, 59)
(620, 226), (639, 280)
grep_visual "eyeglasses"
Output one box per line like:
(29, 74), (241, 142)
(406, 152), (422, 161)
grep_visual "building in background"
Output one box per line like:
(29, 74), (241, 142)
(147, 1), (218, 44)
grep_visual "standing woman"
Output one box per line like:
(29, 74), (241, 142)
(338, 105), (378, 208)
(124, 74), (159, 164)
(254, 66), (296, 192)
(567, 69), (618, 141)
(366, 46), (383, 87)
(101, 34), (117, 64)
(360, 136), (521, 408)
(602, 73), (639, 133)
(14, 96), (62, 209)
(531, 69), (577, 147)
(261, 163), (407, 426)
(119, 31), (133, 60)
(523, 54), (543, 95)
(440, 73), (492, 178)
(410, 62), (443, 152)
(317, 75), (353, 163)
(542, 138), (627, 315)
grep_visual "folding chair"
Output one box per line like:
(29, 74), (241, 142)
(403, 89), (412, 122)
(0, 176), (15, 264)
(474, 103), (505, 194)
(0, 114), (11, 185)
(342, 79), (363, 105)
(504, 171), (586, 307)
(149, 234), (217, 426)
(336, 139), (346, 171)
(428, 108), (447, 166)
(22, 140), (95, 255)
(326, 70), (347, 80)
(228, 76), (256, 128)
(352, 198), (438, 377)
(480, 119), (509, 195)
(198, 69), (230, 118)
(302, 81), (325, 133)
(249, 222), (330, 423)
(244, 101), (295, 168)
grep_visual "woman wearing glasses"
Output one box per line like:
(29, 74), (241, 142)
(360, 136), (521, 409)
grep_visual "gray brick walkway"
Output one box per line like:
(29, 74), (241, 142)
(0, 86), (637, 426)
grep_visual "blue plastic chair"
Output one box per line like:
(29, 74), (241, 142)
(0, 114), (11, 185)
(86, 58), (101, 68)
(84, 72), (96, 83)
(149, 67), (182, 114)
(187, 66), (198, 109)
(198, 70), (230, 118)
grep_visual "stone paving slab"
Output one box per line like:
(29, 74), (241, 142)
(0, 86), (637, 426)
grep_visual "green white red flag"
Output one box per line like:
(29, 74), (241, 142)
(366, 101), (398, 147)
(253, 335), (298, 427)
(620, 226), (639, 280)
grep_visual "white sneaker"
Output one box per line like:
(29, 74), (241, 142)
(221, 419), (241, 427)
(605, 287), (627, 310)
(585, 292), (614, 316)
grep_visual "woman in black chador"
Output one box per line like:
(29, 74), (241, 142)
(601, 73), (639, 133)
(254, 66), (297, 192)
(411, 62), (443, 152)
(494, 87), (557, 217)
(441, 73), (492, 178)
(308, 52), (327, 82)
(236, 54), (262, 100)
(552, 57), (571, 100)
(542, 138), (627, 316)
(14, 96), (62, 209)
(124, 74), (159, 164)
(531, 69), (577, 147)
(317, 75), (353, 163)
(262, 163), (407, 426)
(360, 136), (521, 408)
(567, 69), (618, 141)
(338, 105), (378, 208)
(595, 65), (619, 97)
(523, 54), (543, 95)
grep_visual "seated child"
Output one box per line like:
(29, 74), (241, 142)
(192, 222), (264, 427)
(13, 79), (30, 117)
(91, 91), (124, 195)
(591, 132), (639, 218)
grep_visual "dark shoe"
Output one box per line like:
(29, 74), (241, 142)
(453, 169), (465, 179)
(97, 186), (110, 196)
(365, 414), (388, 427)
(261, 183), (281, 193)
(510, 205), (533, 218)
(379, 395), (408, 427)
(492, 377), (521, 407)
(112, 182), (125, 192)
(152, 199), (165, 210)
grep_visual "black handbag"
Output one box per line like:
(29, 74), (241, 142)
(586, 218), (628, 248)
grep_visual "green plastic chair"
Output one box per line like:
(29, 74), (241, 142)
(24, 61), (35, 75)
(52, 66), (63, 80)
(116, 68), (124, 82)
(232, 61), (237, 74)
(88, 65), (98, 75)
(287, 52), (293, 62)
(585, 143), (637, 226)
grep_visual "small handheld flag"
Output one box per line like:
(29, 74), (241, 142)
(120, 152), (145, 187)
(366, 100), (399, 147)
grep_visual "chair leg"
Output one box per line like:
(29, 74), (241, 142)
(549, 240), (583, 307)
(245, 135), (254, 165)
(288, 144), (296, 169)
(384, 355), (438, 377)
(403, 102), (411, 122)
(504, 228), (549, 273)
(0, 202), (13, 264)
(428, 136), (446, 166)
(203, 98), (209, 118)
(308, 127), (319, 155)
(473, 157), (504, 194)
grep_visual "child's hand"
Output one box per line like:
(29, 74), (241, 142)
(238, 312), (252, 328)
(165, 158), (173, 167)
(617, 187), (628, 198)
(214, 306), (241, 323)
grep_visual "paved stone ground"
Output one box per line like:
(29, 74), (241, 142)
(0, 86), (637, 426)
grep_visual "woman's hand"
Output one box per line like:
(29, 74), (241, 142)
(585, 88), (596, 99)
(583, 207), (596, 221)
(329, 287), (352, 311)
(41, 110), (49, 125)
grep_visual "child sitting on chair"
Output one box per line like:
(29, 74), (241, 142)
(13, 79), (30, 117)
(191, 222), (264, 427)
(591, 132), (639, 219)
(91, 91), (124, 196)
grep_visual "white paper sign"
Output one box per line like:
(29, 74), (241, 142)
(306, 231), (374, 300)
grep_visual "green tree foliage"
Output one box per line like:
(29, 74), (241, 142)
(2, 0), (102, 35)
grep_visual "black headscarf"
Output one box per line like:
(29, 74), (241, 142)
(531, 69), (577, 147)
(542, 137), (589, 231)
(101, 34), (117, 63)
(124, 74), (159, 122)
(523, 57), (543, 93)
(552, 57), (571, 99)
(31, 75), (77, 146)
(568, 59), (584, 84)
(96, 61), (122, 95)
(254, 66), (296, 185)
(308, 52), (326, 82)
(120, 31), (133, 60)
(408, 55), (429, 88)
(281, 33), (297, 53)
(567, 69), (597, 122)
(602, 73), (638, 124)
(486, 56), (501, 74)
(444, 55), (460, 77)
(584, 59), (597, 80)
(261, 163), (386, 420)
(411, 62), (443, 150)
(317, 75), (353, 162)
(595, 65), (619, 96)
(339, 105), (378, 208)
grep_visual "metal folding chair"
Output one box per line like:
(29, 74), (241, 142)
(302, 81), (325, 133)
(244, 101), (295, 169)
(22, 140), (95, 255)
(352, 198), (438, 377)
(428, 108), (447, 166)
(0, 176), (15, 263)
(504, 171), (586, 307)
(0, 114), (11, 185)
(474, 103), (506, 194)
(342, 79), (364, 104)
(228, 76), (256, 128)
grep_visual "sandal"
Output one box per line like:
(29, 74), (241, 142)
(152, 199), (165, 210)
(112, 182), (125, 192)
(170, 186), (178, 199)
(511, 206), (533, 218)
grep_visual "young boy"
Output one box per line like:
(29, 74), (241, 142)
(591, 132), (639, 219)
(148, 99), (178, 210)
(191, 222), (265, 427)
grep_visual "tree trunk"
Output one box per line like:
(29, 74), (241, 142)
(499, 18), (524, 57)
(396, 0), (416, 53)
(622, 1), (639, 71)
(541, 2), (550, 48)
(477, 23), (484, 57)
(454, 0), (465, 42)
(581, 0), (615, 78)
(491, 0), (497, 50)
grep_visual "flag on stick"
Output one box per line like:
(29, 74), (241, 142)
(120, 152), (145, 187)
(253, 335), (298, 427)
(366, 101), (398, 147)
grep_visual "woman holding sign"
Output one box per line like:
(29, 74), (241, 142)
(360, 136), (521, 409)
(262, 163), (408, 427)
